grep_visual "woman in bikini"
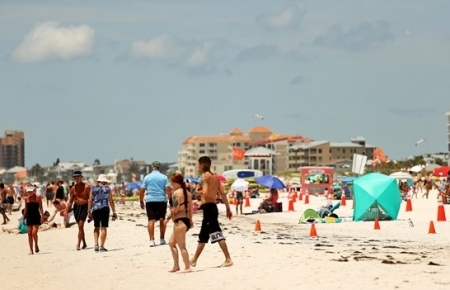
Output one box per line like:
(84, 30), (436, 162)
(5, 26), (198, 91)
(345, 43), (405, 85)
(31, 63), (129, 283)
(166, 173), (193, 273)
(24, 186), (44, 255)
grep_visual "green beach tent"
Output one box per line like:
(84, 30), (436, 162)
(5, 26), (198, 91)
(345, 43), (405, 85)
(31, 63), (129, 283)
(353, 173), (401, 221)
(299, 208), (322, 224)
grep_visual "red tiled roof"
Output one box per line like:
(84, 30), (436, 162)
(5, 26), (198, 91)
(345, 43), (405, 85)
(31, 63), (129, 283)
(248, 126), (272, 134)
(251, 135), (314, 145)
(229, 128), (243, 135)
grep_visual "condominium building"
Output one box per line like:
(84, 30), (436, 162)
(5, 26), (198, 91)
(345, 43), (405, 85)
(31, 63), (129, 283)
(0, 130), (25, 169)
(178, 127), (266, 177)
(177, 127), (313, 176)
(178, 127), (377, 176)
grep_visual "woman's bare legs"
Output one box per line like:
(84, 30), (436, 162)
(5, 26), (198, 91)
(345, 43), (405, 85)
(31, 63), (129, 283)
(168, 231), (179, 272)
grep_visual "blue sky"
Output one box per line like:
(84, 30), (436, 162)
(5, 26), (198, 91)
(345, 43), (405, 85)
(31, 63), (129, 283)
(1, 0), (449, 167)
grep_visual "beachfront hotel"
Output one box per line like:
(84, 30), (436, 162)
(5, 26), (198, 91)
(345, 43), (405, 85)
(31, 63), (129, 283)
(0, 130), (25, 169)
(177, 127), (376, 176)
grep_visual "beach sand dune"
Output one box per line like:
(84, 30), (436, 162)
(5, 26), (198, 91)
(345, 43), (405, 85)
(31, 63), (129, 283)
(2, 190), (450, 290)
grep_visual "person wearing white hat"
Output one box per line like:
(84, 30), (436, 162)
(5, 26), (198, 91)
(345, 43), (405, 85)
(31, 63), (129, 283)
(88, 174), (117, 252)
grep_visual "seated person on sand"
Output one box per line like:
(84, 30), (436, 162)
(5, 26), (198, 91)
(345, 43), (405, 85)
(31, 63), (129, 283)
(39, 211), (61, 231)
(46, 199), (74, 228)
(2, 209), (28, 234)
(258, 189), (278, 212)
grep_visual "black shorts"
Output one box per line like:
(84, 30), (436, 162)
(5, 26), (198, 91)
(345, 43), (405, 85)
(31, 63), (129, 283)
(198, 203), (225, 244)
(0, 203), (5, 214)
(6, 196), (14, 204)
(92, 208), (110, 228)
(73, 203), (88, 222)
(236, 192), (244, 202)
(145, 202), (167, 220)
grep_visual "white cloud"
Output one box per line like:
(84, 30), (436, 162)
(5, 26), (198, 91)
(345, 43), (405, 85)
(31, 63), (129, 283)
(257, 2), (305, 30)
(184, 41), (214, 67)
(12, 22), (94, 63)
(131, 34), (182, 59)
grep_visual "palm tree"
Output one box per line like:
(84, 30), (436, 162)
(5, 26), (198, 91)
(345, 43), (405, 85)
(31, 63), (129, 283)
(30, 163), (45, 182)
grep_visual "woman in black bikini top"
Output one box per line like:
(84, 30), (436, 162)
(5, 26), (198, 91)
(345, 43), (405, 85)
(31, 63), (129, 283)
(166, 173), (193, 273)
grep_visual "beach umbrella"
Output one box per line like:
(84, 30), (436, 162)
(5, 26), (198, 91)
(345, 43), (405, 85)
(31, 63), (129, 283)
(410, 165), (423, 173)
(389, 172), (413, 179)
(255, 175), (286, 189)
(231, 179), (249, 192)
(432, 166), (450, 177)
(186, 177), (200, 184)
(215, 174), (227, 183)
(125, 181), (141, 190)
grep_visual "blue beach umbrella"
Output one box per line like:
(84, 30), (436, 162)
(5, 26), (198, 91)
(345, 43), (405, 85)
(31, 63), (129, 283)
(255, 175), (286, 189)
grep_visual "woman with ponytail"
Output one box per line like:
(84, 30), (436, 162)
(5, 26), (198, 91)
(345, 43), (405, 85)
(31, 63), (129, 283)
(166, 173), (193, 273)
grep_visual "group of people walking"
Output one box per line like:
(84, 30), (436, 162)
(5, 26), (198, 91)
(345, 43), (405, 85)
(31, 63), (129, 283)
(4, 156), (234, 271)
(139, 157), (233, 273)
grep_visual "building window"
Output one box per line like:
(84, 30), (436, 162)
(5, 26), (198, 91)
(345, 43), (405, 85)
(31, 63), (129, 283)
(224, 166), (233, 171)
(209, 143), (216, 147)
(199, 150), (205, 154)
(318, 149), (322, 153)
(343, 149), (346, 153)
(199, 143), (205, 147)
(235, 142), (241, 146)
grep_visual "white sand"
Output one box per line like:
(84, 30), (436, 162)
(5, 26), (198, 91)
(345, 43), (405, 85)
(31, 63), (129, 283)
(2, 189), (450, 290)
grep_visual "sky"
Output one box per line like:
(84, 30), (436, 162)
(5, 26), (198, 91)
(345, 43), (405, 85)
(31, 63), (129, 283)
(1, 0), (450, 168)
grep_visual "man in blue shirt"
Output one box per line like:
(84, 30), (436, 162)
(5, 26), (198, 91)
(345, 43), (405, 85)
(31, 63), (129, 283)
(139, 161), (172, 247)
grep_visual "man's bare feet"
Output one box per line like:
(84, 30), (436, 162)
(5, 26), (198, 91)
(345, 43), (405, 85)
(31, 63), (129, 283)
(219, 260), (233, 267)
(28, 252), (34, 255)
(168, 267), (180, 273)
(35, 245), (40, 253)
(82, 244), (87, 249)
(190, 259), (197, 267)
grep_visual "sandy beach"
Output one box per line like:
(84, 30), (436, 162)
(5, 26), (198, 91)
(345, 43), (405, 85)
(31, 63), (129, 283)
(2, 190), (450, 290)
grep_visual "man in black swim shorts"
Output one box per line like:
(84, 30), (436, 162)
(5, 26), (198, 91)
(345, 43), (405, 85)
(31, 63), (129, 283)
(190, 156), (233, 268)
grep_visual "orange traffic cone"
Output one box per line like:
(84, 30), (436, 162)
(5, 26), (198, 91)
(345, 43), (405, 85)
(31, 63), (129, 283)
(437, 196), (446, 222)
(374, 218), (380, 230)
(310, 223), (317, 237)
(288, 200), (295, 212)
(304, 190), (309, 204)
(428, 221), (436, 234)
(405, 195), (412, 212)
(244, 196), (251, 207)
(341, 194), (346, 206)
(255, 220), (261, 232)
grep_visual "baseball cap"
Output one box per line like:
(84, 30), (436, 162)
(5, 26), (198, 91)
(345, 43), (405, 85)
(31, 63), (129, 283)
(152, 161), (161, 168)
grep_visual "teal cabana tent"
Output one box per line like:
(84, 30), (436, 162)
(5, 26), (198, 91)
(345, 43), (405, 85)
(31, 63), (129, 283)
(353, 173), (401, 221)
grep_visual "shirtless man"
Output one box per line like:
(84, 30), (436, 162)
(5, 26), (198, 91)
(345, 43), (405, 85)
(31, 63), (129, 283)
(66, 171), (91, 250)
(5, 184), (16, 215)
(0, 183), (10, 224)
(47, 199), (73, 228)
(190, 156), (233, 268)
